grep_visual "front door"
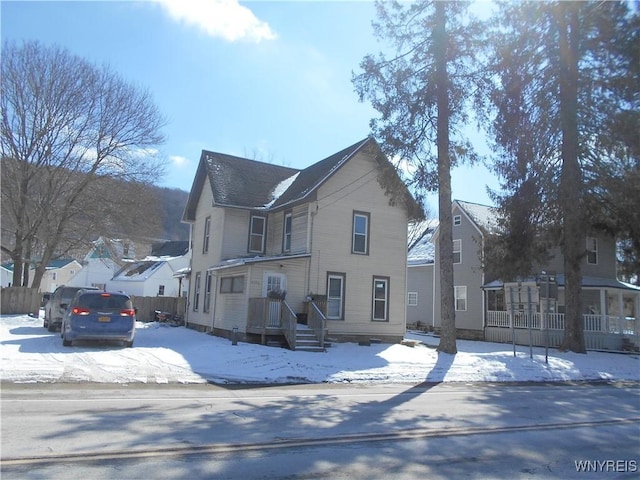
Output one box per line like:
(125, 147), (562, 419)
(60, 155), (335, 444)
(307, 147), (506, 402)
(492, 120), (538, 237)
(263, 272), (287, 328)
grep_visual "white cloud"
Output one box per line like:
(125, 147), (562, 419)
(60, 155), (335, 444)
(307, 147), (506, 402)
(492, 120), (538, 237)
(155, 0), (277, 43)
(170, 155), (190, 167)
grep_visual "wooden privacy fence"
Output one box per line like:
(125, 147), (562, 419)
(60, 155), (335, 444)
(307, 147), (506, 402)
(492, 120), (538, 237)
(1, 287), (41, 314)
(130, 295), (187, 322)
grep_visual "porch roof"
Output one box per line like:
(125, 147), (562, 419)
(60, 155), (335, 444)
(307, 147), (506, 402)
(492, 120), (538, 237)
(207, 253), (311, 272)
(483, 275), (640, 292)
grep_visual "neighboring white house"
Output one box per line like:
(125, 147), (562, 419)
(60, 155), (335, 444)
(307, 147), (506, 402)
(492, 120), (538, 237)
(1, 259), (81, 292)
(1, 263), (14, 288)
(68, 237), (130, 290)
(109, 241), (190, 297)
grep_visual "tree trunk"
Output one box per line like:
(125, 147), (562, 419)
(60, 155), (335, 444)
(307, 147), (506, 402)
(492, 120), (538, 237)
(557, 2), (586, 353)
(435, 1), (457, 354)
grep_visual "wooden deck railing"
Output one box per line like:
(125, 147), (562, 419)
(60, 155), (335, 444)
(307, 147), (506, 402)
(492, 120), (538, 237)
(486, 310), (638, 336)
(308, 301), (326, 349)
(281, 301), (298, 350)
(247, 297), (327, 350)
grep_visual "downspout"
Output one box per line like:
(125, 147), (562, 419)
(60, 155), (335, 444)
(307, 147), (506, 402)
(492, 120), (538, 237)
(431, 261), (436, 328)
(185, 223), (194, 326)
(210, 272), (218, 334)
(306, 202), (318, 295)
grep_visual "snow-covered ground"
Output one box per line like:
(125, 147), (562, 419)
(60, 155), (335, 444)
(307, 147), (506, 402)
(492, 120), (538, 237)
(1, 313), (638, 385)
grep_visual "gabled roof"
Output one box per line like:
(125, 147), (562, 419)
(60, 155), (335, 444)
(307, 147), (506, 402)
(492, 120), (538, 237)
(85, 237), (133, 261)
(151, 241), (189, 258)
(408, 219), (437, 266)
(112, 261), (165, 282)
(183, 137), (424, 222)
(270, 138), (370, 208)
(455, 200), (497, 233)
(2, 259), (78, 271)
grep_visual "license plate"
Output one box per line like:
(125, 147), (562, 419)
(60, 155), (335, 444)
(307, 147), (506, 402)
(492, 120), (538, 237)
(98, 316), (111, 322)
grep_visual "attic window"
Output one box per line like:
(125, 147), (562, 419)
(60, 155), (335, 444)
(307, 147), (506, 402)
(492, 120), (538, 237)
(454, 215), (461, 226)
(249, 215), (266, 253)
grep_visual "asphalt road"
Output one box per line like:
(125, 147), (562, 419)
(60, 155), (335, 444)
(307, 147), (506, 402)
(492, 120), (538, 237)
(2, 381), (639, 479)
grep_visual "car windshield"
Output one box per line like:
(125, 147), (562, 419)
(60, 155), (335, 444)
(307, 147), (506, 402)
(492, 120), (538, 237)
(60, 288), (81, 301)
(77, 294), (131, 312)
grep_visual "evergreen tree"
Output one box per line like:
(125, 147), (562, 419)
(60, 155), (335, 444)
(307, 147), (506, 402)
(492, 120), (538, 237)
(353, 0), (482, 354)
(482, 1), (638, 352)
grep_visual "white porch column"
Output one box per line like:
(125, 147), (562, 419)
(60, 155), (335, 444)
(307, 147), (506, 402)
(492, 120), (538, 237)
(600, 289), (607, 333)
(617, 291), (625, 334)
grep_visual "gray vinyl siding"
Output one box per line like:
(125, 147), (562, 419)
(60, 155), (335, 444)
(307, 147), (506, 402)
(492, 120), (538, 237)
(531, 233), (617, 279)
(433, 203), (485, 332)
(406, 264), (434, 327)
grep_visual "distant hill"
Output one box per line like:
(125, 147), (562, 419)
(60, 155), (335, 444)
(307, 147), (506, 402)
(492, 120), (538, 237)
(155, 187), (190, 241)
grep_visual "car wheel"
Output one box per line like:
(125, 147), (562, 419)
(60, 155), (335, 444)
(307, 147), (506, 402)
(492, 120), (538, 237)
(124, 340), (134, 348)
(47, 322), (56, 332)
(62, 335), (72, 347)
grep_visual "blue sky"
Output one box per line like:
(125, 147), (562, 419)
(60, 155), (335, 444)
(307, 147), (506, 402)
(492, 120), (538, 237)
(1, 0), (499, 215)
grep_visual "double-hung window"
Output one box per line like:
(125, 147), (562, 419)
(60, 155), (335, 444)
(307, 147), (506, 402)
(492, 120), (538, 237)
(193, 272), (201, 311)
(453, 239), (462, 264)
(372, 277), (390, 321)
(249, 215), (266, 253)
(203, 272), (212, 312)
(455, 285), (467, 311)
(352, 211), (370, 255)
(203, 216), (211, 254)
(283, 212), (292, 252)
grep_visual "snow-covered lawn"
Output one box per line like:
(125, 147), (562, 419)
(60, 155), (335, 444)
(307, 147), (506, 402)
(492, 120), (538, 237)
(1, 313), (638, 385)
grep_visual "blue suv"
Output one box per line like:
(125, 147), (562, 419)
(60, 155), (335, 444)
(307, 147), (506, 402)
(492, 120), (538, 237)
(61, 291), (136, 347)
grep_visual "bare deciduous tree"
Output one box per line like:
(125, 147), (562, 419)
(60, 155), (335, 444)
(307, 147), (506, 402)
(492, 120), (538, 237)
(1, 40), (166, 289)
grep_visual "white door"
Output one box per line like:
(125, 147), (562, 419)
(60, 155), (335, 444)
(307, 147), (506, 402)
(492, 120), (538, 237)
(263, 272), (287, 328)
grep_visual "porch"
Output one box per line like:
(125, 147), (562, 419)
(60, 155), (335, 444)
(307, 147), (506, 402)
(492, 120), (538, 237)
(485, 311), (639, 352)
(247, 297), (327, 352)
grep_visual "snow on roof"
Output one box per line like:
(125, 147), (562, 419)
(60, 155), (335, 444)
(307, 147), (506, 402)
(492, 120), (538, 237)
(408, 219), (437, 265)
(208, 253), (311, 272)
(456, 200), (497, 232)
(263, 172), (300, 208)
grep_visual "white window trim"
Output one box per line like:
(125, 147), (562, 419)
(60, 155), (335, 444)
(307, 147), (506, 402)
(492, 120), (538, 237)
(408, 291), (418, 307)
(453, 239), (462, 264)
(352, 211), (370, 255)
(372, 277), (389, 322)
(455, 285), (467, 311)
(327, 273), (345, 320)
(283, 212), (292, 252)
(249, 215), (267, 253)
(453, 215), (461, 226)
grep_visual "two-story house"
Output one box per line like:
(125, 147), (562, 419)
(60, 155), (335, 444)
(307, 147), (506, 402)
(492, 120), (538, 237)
(408, 200), (640, 351)
(182, 137), (423, 349)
